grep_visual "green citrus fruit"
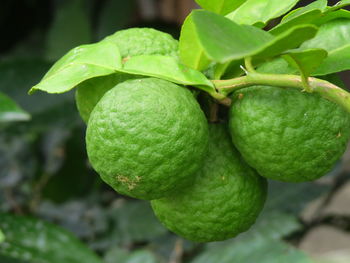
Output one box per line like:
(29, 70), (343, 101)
(151, 124), (267, 242)
(86, 78), (209, 200)
(75, 74), (139, 123)
(76, 28), (179, 123)
(104, 27), (179, 59)
(229, 86), (350, 182)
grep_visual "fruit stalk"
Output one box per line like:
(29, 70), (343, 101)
(212, 73), (350, 113)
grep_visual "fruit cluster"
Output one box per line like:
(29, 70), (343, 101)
(76, 28), (350, 242)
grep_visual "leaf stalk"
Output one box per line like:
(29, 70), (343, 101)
(211, 72), (350, 113)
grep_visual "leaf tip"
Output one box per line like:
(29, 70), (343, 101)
(28, 87), (37, 95)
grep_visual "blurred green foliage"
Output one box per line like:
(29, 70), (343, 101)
(0, 1), (349, 263)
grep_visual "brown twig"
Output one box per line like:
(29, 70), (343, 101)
(209, 102), (219, 123)
(169, 238), (184, 263)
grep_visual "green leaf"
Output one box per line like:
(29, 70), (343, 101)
(327, 0), (350, 12)
(121, 55), (215, 94)
(234, 211), (301, 243)
(104, 247), (130, 263)
(300, 19), (350, 75)
(192, 239), (312, 263)
(270, 9), (322, 35)
(219, 60), (245, 79)
(105, 248), (159, 263)
(124, 250), (159, 263)
(179, 13), (211, 71)
(191, 10), (273, 62)
(0, 93), (30, 122)
(270, 0), (327, 35)
(109, 201), (167, 244)
(0, 59), (79, 129)
(30, 41), (122, 94)
(213, 62), (232, 79)
(314, 45), (350, 75)
(253, 24), (318, 59)
(46, 0), (92, 60)
(271, 2), (350, 35)
(197, 209), (309, 262)
(0, 229), (4, 243)
(283, 48), (328, 78)
(282, 0), (327, 23)
(191, 11), (318, 63)
(316, 9), (350, 25)
(195, 0), (246, 15)
(0, 213), (103, 263)
(265, 181), (331, 213)
(226, 0), (299, 26)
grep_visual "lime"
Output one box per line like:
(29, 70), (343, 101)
(104, 27), (179, 59)
(229, 86), (350, 182)
(86, 78), (209, 200)
(151, 124), (267, 242)
(75, 74), (139, 123)
(76, 27), (179, 123)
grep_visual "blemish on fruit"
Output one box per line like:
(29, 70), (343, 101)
(116, 175), (129, 183)
(116, 175), (138, 190)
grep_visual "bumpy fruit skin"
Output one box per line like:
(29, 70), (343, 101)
(86, 78), (209, 200)
(151, 124), (267, 242)
(229, 86), (350, 182)
(75, 74), (139, 123)
(76, 27), (179, 123)
(104, 27), (179, 59)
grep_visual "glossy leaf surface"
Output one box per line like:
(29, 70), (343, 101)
(191, 11), (317, 63)
(270, 9), (322, 35)
(195, 0), (246, 15)
(327, 0), (350, 12)
(122, 55), (215, 93)
(0, 213), (103, 263)
(0, 93), (30, 122)
(192, 11), (272, 62)
(316, 9), (350, 25)
(179, 13), (211, 71)
(254, 25), (318, 59)
(226, 0), (299, 26)
(281, 0), (327, 23)
(301, 19), (350, 75)
(283, 48), (328, 78)
(30, 41), (122, 94)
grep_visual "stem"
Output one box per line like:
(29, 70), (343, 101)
(244, 57), (256, 73)
(212, 72), (350, 113)
(169, 239), (183, 263)
(285, 55), (311, 92)
(209, 102), (219, 123)
(300, 73), (311, 92)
